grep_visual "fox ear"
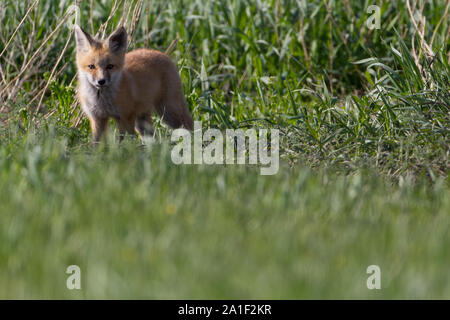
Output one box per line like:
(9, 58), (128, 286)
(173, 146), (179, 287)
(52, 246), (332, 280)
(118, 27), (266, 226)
(74, 25), (94, 52)
(108, 26), (127, 53)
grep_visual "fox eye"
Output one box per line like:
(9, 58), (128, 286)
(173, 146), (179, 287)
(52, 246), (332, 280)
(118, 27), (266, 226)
(88, 64), (95, 69)
(106, 64), (114, 70)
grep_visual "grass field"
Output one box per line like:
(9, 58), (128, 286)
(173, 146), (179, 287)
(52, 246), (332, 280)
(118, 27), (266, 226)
(0, 0), (449, 299)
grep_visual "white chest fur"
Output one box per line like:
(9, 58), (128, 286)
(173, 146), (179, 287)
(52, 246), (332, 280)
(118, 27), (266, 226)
(78, 72), (122, 120)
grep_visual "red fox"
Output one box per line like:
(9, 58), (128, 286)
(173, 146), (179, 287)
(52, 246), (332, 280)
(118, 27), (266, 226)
(74, 25), (193, 144)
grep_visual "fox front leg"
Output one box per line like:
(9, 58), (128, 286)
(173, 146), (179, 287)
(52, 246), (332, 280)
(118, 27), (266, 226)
(90, 117), (109, 145)
(115, 114), (136, 142)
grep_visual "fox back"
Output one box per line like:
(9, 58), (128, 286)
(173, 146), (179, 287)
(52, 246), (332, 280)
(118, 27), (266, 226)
(74, 25), (193, 144)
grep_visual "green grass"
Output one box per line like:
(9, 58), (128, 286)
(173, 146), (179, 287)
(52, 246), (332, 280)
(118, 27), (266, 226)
(0, 131), (449, 299)
(0, 0), (449, 299)
(1, 0), (448, 178)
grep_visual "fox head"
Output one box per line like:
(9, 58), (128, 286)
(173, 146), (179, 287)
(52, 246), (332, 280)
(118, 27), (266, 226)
(74, 25), (127, 89)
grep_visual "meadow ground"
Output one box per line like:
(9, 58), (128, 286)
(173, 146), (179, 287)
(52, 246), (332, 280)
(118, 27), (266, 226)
(0, 0), (449, 298)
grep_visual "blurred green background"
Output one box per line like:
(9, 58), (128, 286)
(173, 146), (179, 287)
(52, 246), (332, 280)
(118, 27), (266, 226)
(0, 0), (449, 298)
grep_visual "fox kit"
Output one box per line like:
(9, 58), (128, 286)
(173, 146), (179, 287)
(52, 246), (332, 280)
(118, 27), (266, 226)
(74, 25), (193, 144)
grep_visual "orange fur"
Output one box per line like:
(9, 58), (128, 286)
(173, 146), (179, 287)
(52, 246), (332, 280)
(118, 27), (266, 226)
(74, 25), (193, 144)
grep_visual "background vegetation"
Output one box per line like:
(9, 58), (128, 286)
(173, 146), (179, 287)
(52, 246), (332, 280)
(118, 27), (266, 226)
(0, 0), (449, 298)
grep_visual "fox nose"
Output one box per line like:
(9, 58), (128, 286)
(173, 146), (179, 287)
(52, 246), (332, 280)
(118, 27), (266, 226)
(98, 79), (106, 86)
